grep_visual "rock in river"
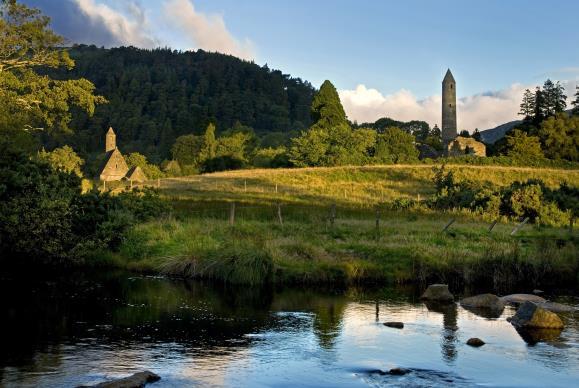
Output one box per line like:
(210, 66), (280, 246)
(389, 367), (410, 375)
(536, 302), (577, 313)
(81, 371), (161, 388)
(509, 301), (564, 329)
(383, 321), (404, 329)
(460, 294), (504, 311)
(420, 284), (454, 302)
(500, 294), (546, 306)
(466, 338), (485, 347)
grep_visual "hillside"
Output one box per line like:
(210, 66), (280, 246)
(48, 45), (316, 161)
(159, 164), (579, 207)
(479, 120), (521, 144)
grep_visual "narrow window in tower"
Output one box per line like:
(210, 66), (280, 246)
(450, 84), (453, 89)
(449, 104), (452, 108)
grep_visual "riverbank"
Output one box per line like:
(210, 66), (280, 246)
(91, 164), (579, 288)
(96, 204), (578, 289)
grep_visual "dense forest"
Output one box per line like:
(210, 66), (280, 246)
(45, 45), (316, 162)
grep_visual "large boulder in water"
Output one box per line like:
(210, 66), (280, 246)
(500, 294), (546, 306)
(460, 294), (504, 310)
(420, 284), (454, 303)
(82, 371), (161, 388)
(509, 301), (564, 329)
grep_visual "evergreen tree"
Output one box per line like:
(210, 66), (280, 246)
(539, 114), (579, 161)
(310, 80), (347, 130)
(472, 128), (482, 142)
(533, 86), (545, 124)
(518, 88), (535, 120)
(573, 86), (579, 115)
(542, 79), (566, 117)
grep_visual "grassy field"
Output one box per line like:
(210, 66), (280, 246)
(104, 164), (579, 288)
(159, 164), (579, 208)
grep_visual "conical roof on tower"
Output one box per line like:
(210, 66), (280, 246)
(107, 126), (115, 135)
(443, 69), (455, 84)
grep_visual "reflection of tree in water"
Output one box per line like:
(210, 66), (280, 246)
(313, 298), (347, 350)
(423, 301), (458, 363)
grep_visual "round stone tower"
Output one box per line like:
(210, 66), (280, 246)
(105, 126), (116, 153)
(442, 69), (457, 147)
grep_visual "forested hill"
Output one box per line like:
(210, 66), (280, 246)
(49, 45), (315, 162)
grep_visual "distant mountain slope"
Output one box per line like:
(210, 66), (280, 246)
(479, 120), (521, 144)
(48, 45), (316, 161)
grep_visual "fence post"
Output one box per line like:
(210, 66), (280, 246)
(277, 203), (283, 226)
(244, 179), (247, 192)
(375, 207), (380, 240)
(488, 219), (499, 233)
(157, 178), (160, 188)
(330, 203), (336, 227)
(510, 217), (529, 236)
(229, 202), (236, 226)
(442, 218), (456, 233)
(275, 183), (278, 193)
(103, 180), (106, 191)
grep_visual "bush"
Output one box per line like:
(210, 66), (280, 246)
(0, 148), (169, 263)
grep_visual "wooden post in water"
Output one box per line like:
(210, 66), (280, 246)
(442, 218), (456, 233)
(510, 217), (529, 236)
(277, 203), (283, 226)
(229, 202), (236, 226)
(488, 219), (499, 233)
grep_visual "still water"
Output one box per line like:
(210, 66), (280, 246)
(1, 271), (578, 387)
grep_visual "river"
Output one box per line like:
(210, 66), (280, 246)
(1, 270), (578, 387)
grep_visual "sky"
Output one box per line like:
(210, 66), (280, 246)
(23, 0), (579, 131)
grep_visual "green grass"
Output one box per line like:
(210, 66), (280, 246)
(105, 164), (578, 288)
(159, 164), (579, 208)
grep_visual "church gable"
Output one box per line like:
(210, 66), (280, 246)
(99, 148), (129, 181)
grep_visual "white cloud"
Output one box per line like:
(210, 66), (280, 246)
(163, 0), (255, 60)
(73, 0), (160, 48)
(339, 81), (578, 131)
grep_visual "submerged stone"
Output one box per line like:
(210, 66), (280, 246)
(81, 371), (161, 388)
(466, 338), (485, 347)
(420, 284), (454, 302)
(500, 294), (546, 306)
(383, 322), (404, 329)
(389, 367), (410, 375)
(460, 294), (504, 311)
(510, 301), (564, 329)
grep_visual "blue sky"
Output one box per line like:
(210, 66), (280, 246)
(24, 0), (579, 130)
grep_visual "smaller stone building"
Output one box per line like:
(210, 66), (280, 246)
(126, 166), (147, 182)
(98, 127), (147, 182)
(447, 136), (486, 157)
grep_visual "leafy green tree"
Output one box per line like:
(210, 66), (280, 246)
(310, 80), (347, 130)
(538, 113), (579, 161)
(504, 129), (544, 161)
(0, 0), (106, 134)
(37, 145), (84, 177)
(161, 160), (182, 176)
(199, 123), (217, 161)
(518, 88), (535, 120)
(125, 152), (163, 179)
(171, 134), (203, 167)
(216, 132), (251, 161)
(289, 127), (329, 167)
(373, 126), (419, 164)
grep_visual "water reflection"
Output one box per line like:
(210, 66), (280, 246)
(1, 270), (578, 387)
(423, 301), (459, 363)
